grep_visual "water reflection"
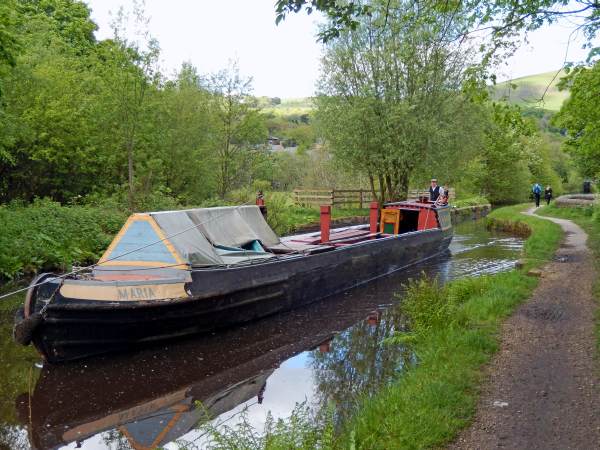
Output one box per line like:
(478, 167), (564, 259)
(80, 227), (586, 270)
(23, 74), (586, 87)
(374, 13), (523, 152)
(310, 308), (414, 425)
(2, 220), (524, 450)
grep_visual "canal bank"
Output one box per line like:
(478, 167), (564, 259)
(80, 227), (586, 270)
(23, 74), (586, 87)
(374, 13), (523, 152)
(449, 207), (600, 450)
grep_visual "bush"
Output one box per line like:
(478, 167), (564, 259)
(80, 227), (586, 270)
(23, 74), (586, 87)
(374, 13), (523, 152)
(188, 402), (338, 450)
(0, 199), (127, 279)
(84, 186), (184, 212)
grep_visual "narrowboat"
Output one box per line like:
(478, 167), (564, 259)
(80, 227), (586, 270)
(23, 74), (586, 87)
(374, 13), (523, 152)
(14, 199), (452, 362)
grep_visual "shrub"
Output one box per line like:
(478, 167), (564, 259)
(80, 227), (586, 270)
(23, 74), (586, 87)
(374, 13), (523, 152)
(0, 199), (126, 279)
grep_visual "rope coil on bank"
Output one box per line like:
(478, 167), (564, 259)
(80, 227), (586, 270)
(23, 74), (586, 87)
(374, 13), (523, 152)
(0, 201), (257, 302)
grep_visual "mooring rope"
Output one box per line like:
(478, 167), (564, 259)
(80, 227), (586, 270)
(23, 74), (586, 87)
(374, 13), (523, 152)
(0, 201), (257, 301)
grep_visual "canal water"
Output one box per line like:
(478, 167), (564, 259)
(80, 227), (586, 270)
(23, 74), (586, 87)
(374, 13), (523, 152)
(0, 220), (524, 450)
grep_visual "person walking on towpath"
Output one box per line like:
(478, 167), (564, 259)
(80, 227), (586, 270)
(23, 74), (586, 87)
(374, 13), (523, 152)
(429, 178), (442, 202)
(544, 185), (553, 206)
(532, 182), (542, 207)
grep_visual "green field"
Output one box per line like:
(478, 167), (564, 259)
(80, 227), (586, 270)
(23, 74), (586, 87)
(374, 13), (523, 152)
(492, 70), (569, 111)
(262, 97), (315, 116)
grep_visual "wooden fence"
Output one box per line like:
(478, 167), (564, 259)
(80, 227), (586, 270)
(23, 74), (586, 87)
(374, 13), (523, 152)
(406, 188), (455, 201)
(293, 189), (371, 208)
(293, 188), (455, 207)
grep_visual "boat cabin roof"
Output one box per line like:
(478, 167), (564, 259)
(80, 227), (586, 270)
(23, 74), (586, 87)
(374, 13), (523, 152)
(94, 206), (280, 275)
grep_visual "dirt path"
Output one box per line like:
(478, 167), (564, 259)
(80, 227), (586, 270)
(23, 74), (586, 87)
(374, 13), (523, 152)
(449, 207), (600, 450)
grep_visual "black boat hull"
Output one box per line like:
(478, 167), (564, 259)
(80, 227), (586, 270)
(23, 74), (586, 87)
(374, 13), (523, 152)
(25, 228), (452, 362)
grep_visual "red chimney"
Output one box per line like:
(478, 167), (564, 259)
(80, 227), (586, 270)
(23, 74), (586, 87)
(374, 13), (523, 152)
(320, 205), (331, 243)
(369, 201), (379, 234)
(256, 190), (265, 206)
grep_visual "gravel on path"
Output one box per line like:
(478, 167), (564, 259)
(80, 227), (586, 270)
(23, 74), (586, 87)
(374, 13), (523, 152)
(448, 207), (600, 450)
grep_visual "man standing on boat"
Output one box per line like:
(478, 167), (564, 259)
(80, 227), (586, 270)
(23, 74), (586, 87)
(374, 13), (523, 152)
(429, 179), (442, 202)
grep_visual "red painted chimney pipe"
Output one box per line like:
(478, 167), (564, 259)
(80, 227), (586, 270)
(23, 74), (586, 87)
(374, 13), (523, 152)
(369, 201), (379, 234)
(256, 190), (265, 206)
(320, 205), (331, 243)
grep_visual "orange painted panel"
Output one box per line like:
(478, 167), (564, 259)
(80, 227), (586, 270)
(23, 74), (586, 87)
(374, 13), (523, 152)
(417, 208), (438, 230)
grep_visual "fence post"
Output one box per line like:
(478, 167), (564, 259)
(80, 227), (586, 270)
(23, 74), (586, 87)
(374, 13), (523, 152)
(359, 189), (363, 209)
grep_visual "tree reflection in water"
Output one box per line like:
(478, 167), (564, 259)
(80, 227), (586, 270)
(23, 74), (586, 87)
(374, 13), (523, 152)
(0, 297), (40, 450)
(101, 429), (134, 450)
(310, 304), (415, 424)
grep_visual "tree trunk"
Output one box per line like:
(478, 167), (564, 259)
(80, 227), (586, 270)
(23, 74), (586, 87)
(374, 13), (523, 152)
(368, 173), (378, 203)
(396, 170), (410, 201)
(127, 140), (135, 211)
(377, 173), (386, 206)
(385, 174), (394, 202)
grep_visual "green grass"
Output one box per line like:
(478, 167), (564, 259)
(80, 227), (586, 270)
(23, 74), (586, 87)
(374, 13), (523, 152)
(336, 204), (563, 449)
(452, 196), (490, 208)
(262, 97), (314, 116)
(492, 70), (569, 111)
(538, 203), (600, 352)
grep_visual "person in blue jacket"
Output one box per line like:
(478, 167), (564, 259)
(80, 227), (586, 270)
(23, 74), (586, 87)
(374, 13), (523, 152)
(532, 183), (542, 207)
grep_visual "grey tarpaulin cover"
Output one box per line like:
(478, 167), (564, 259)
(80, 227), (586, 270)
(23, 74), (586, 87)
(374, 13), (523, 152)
(187, 206), (280, 248)
(151, 210), (222, 265)
(95, 205), (279, 271)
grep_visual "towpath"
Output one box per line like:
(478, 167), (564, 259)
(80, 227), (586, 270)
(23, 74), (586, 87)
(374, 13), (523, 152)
(449, 207), (600, 450)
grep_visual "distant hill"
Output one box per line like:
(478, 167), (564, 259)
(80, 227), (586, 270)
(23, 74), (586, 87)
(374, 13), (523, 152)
(492, 70), (569, 111)
(260, 97), (314, 116)
(266, 71), (570, 114)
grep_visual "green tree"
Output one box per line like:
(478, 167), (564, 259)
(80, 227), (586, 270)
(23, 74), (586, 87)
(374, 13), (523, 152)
(151, 63), (215, 203)
(101, 1), (161, 210)
(206, 62), (267, 199)
(0, 0), (104, 201)
(276, 0), (600, 56)
(553, 62), (600, 178)
(316, 0), (485, 203)
(0, 0), (19, 99)
(471, 103), (538, 204)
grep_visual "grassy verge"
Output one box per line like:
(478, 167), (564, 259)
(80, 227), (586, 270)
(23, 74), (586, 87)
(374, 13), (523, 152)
(336, 204), (562, 449)
(452, 196), (490, 208)
(538, 203), (600, 352)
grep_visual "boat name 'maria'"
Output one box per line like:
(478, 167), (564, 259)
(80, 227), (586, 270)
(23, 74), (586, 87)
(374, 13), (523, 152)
(117, 286), (156, 301)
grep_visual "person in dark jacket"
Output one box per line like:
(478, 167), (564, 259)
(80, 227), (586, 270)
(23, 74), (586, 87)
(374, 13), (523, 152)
(532, 183), (542, 207)
(429, 179), (441, 202)
(544, 185), (553, 205)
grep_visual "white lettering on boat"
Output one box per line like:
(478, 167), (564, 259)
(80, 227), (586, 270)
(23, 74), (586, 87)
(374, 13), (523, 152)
(61, 282), (187, 301)
(117, 286), (156, 301)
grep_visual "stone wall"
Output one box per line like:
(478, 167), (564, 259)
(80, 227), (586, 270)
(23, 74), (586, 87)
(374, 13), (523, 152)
(450, 204), (492, 224)
(555, 194), (598, 207)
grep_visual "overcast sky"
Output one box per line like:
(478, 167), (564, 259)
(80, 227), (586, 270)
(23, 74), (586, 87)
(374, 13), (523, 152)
(84, 0), (596, 98)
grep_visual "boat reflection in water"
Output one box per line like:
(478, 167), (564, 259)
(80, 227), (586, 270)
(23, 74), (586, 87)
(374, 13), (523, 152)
(16, 222), (524, 449)
(16, 262), (433, 450)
